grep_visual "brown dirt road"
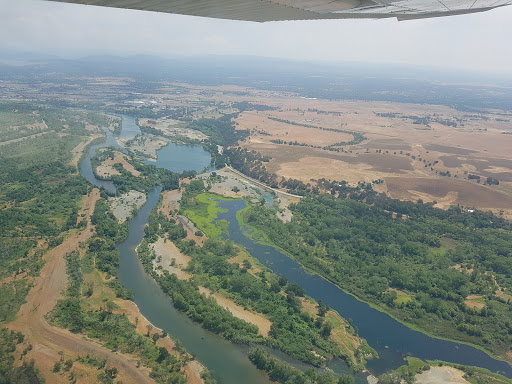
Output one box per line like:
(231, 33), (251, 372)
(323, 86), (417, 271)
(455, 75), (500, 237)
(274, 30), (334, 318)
(70, 134), (102, 169)
(7, 189), (155, 384)
(0, 130), (54, 147)
(225, 166), (302, 201)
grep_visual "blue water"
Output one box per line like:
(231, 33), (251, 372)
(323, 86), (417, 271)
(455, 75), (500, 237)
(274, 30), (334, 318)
(144, 142), (211, 173)
(117, 114), (142, 139)
(115, 188), (269, 384)
(81, 115), (212, 192)
(79, 114), (512, 380)
(216, 199), (512, 378)
(80, 127), (118, 193)
(80, 116), (274, 383)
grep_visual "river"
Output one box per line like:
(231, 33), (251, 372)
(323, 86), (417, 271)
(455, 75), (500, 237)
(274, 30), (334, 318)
(215, 198), (512, 378)
(80, 115), (271, 384)
(80, 114), (512, 382)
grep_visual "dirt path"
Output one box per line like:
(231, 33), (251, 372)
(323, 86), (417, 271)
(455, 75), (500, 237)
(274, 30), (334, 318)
(198, 286), (271, 337)
(225, 166), (302, 200)
(0, 130), (54, 147)
(7, 189), (155, 384)
(70, 134), (102, 168)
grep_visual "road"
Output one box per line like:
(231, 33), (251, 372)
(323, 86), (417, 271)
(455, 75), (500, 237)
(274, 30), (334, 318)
(225, 166), (303, 200)
(7, 189), (155, 384)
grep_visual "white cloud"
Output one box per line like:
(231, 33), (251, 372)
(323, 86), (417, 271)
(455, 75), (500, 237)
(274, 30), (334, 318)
(1, 0), (511, 73)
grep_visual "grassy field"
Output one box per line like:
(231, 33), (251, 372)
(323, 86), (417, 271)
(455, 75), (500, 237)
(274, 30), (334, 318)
(182, 192), (233, 238)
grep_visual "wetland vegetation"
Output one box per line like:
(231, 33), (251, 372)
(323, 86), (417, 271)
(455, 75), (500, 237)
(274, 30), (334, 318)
(241, 193), (512, 360)
(138, 183), (373, 375)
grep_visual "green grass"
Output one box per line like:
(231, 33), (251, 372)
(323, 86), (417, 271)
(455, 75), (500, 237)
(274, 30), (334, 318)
(0, 280), (32, 323)
(183, 193), (233, 238)
(466, 296), (485, 304)
(404, 357), (427, 373)
(236, 205), (275, 247)
(0, 133), (82, 170)
(393, 290), (412, 305)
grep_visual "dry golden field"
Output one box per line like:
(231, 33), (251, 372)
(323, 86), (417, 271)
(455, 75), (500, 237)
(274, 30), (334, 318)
(230, 96), (512, 217)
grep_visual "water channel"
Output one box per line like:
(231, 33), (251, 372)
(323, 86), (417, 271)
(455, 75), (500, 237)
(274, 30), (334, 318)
(80, 114), (512, 382)
(80, 115), (271, 384)
(215, 198), (512, 378)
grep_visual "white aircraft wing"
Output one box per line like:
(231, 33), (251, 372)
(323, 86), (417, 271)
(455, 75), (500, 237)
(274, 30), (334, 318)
(46, 0), (512, 21)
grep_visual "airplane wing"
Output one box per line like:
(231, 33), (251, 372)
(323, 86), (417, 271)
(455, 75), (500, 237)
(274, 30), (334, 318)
(46, 0), (512, 21)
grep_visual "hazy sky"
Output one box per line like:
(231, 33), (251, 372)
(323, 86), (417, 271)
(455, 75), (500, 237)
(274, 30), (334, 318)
(1, 0), (512, 73)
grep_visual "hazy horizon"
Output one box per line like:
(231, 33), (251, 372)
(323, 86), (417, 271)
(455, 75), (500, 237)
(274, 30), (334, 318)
(1, 0), (511, 75)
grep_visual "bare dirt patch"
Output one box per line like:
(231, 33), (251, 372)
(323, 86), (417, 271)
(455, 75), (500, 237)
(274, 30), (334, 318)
(139, 117), (208, 141)
(278, 156), (398, 184)
(225, 166), (302, 201)
(176, 215), (207, 245)
(231, 98), (512, 220)
(198, 287), (271, 337)
(184, 360), (205, 384)
(151, 237), (192, 280)
(423, 144), (477, 156)
(70, 134), (102, 169)
(122, 134), (169, 159)
(237, 111), (353, 147)
(109, 190), (147, 223)
(160, 190), (182, 217)
(451, 264), (474, 275)
(415, 366), (470, 384)
(96, 151), (141, 178)
(408, 191), (459, 210)
(384, 177), (512, 213)
(275, 194), (294, 223)
(464, 295), (486, 309)
(245, 142), (413, 181)
(206, 168), (268, 199)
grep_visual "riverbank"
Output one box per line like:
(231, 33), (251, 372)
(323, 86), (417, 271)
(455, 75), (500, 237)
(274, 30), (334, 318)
(109, 190), (147, 223)
(7, 189), (156, 384)
(234, 201), (512, 374)
(416, 366), (470, 384)
(117, 299), (205, 384)
(181, 192), (233, 238)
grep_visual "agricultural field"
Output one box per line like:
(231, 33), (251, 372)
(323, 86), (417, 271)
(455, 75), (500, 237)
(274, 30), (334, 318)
(233, 98), (512, 217)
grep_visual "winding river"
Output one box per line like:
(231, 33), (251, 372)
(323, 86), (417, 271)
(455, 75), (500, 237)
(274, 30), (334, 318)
(80, 115), (512, 382)
(80, 115), (271, 384)
(215, 199), (512, 378)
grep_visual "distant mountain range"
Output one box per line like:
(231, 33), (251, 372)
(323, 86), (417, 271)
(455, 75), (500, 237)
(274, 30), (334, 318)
(2, 51), (512, 110)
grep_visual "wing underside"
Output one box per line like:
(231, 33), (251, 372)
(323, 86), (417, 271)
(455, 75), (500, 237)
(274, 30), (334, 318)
(46, 0), (512, 21)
